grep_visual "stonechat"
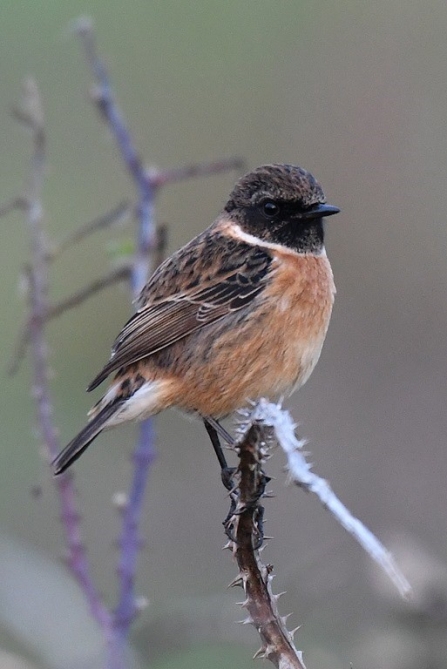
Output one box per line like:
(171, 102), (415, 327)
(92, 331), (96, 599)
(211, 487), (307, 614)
(53, 164), (339, 475)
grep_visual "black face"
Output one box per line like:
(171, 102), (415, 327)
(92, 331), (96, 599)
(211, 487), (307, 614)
(240, 197), (338, 254)
(224, 164), (339, 254)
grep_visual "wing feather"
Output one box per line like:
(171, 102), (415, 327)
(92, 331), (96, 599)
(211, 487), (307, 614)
(88, 228), (273, 391)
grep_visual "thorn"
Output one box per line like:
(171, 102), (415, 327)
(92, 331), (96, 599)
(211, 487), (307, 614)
(284, 472), (293, 486)
(236, 616), (254, 625)
(281, 613), (293, 626)
(222, 541), (234, 551)
(227, 575), (244, 588)
(263, 644), (276, 659)
(236, 598), (250, 608)
(226, 482), (240, 497)
(290, 625), (301, 639)
(253, 647), (266, 660)
(273, 591), (286, 601)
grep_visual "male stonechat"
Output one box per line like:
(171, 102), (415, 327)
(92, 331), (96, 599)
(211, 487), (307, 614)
(53, 164), (339, 475)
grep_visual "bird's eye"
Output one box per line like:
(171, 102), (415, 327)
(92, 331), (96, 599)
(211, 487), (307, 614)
(261, 200), (281, 218)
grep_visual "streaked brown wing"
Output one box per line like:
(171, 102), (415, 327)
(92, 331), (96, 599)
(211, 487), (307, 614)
(88, 229), (272, 390)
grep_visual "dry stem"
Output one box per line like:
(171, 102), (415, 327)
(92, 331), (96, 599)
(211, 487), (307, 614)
(8, 78), (112, 632)
(225, 424), (307, 669)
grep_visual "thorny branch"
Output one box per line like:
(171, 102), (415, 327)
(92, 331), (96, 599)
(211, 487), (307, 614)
(251, 400), (412, 599)
(225, 424), (306, 669)
(224, 402), (411, 668)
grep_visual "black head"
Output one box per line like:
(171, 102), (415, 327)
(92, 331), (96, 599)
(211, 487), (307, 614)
(224, 164), (339, 254)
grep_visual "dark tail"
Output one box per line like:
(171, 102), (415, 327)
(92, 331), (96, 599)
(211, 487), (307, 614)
(52, 402), (123, 475)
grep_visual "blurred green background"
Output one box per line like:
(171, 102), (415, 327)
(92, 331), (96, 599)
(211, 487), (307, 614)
(1, 1), (447, 668)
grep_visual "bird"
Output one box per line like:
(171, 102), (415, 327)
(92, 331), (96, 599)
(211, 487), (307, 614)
(52, 163), (339, 476)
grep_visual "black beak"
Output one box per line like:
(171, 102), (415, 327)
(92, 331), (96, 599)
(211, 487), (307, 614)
(300, 203), (340, 220)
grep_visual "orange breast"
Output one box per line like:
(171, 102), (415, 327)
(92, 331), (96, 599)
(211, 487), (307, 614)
(157, 249), (336, 417)
(250, 250), (335, 394)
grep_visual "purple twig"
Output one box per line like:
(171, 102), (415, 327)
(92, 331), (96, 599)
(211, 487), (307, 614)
(153, 156), (246, 188)
(6, 21), (246, 669)
(75, 18), (245, 646)
(11, 78), (112, 633)
(53, 199), (130, 258)
(75, 18), (159, 641)
(114, 420), (156, 634)
(74, 17), (157, 297)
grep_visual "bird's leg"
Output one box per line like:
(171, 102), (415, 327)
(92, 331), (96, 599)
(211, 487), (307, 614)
(203, 416), (235, 447)
(203, 418), (236, 491)
(203, 419), (228, 470)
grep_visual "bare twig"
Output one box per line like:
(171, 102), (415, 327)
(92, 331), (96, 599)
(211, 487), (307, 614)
(74, 19), (158, 642)
(8, 200), (130, 377)
(9, 19), (245, 666)
(114, 419), (156, 632)
(74, 16), (244, 646)
(49, 200), (131, 259)
(12, 77), (112, 633)
(8, 317), (29, 376)
(8, 265), (131, 376)
(225, 424), (306, 669)
(73, 16), (156, 296)
(9, 215), (165, 377)
(244, 400), (412, 600)
(73, 17), (165, 651)
(152, 156), (246, 187)
(48, 265), (131, 319)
